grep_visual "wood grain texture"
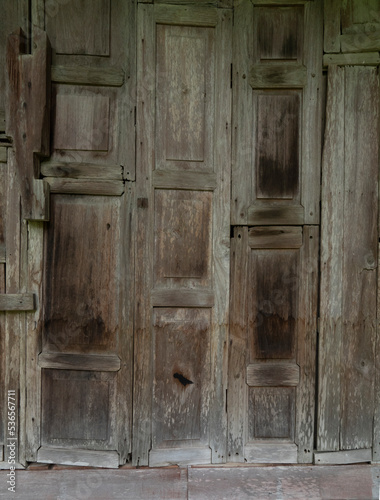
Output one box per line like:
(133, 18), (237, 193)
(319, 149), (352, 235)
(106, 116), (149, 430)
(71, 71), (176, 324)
(248, 227), (302, 249)
(38, 353), (121, 371)
(0, 294), (35, 311)
(250, 64), (307, 88)
(227, 227), (249, 462)
(41, 161), (123, 180)
(151, 289), (214, 308)
(247, 363), (300, 387)
(51, 65), (124, 87)
(154, 4), (218, 26)
(0, 147), (6, 163)
(323, 52), (380, 66)
(45, 178), (124, 196)
(153, 171), (217, 191)
(341, 31), (380, 52)
(248, 204), (304, 226)
(374, 242), (380, 462)
(244, 443), (297, 464)
(314, 449), (372, 465)
(149, 447), (211, 467)
(341, 66), (378, 450)
(37, 447), (119, 469)
(318, 66), (345, 452)
(324, 0), (341, 53)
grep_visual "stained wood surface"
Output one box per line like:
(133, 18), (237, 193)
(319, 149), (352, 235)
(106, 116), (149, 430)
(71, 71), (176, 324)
(323, 52), (380, 66)
(250, 64), (307, 88)
(51, 65), (124, 86)
(38, 353), (121, 371)
(45, 178), (124, 196)
(314, 449), (372, 465)
(324, 0), (341, 53)
(248, 227), (302, 249)
(37, 447), (119, 469)
(247, 363), (300, 387)
(0, 293), (34, 311)
(41, 161), (124, 180)
(318, 66), (378, 452)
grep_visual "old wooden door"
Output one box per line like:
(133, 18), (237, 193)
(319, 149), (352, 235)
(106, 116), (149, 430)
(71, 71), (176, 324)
(228, 0), (322, 464)
(23, 0), (136, 468)
(134, 3), (231, 466)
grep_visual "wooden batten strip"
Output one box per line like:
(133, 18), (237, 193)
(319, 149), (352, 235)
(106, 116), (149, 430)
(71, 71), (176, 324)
(247, 363), (300, 387)
(149, 447), (211, 467)
(45, 178), (124, 196)
(0, 294), (35, 311)
(38, 353), (121, 372)
(153, 170), (217, 191)
(250, 64), (307, 89)
(314, 449), (372, 465)
(248, 226), (302, 249)
(244, 443), (298, 464)
(0, 244), (5, 263)
(41, 161), (124, 180)
(37, 447), (119, 469)
(248, 204), (304, 225)
(341, 31), (380, 53)
(154, 4), (218, 26)
(323, 52), (380, 66)
(51, 65), (124, 87)
(151, 289), (214, 308)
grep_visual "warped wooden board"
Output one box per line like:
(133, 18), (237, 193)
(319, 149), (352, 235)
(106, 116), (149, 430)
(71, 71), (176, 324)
(37, 447), (119, 469)
(314, 449), (372, 465)
(245, 443), (298, 464)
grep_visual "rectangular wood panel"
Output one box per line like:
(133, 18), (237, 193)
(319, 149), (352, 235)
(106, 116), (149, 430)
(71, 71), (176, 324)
(255, 92), (300, 200)
(152, 308), (211, 449)
(249, 250), (298, 360)
(247, 363), (300, 386)
(43, 195), (121, 354)
(46, 0), (110, 56)
(156, 24), (214, 171)
(41, 369), (116, 448)
(249, 227), (302, 249)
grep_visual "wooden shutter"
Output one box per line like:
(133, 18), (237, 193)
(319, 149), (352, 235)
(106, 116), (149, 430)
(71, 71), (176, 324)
(229, 226), (318, 463)
(232, 0), (322, 226)
(134, 3), (231, 467)
(25, 0), (136, 468)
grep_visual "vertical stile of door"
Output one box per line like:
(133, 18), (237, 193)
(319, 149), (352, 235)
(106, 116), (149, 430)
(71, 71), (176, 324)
(135, 3), (231, 467)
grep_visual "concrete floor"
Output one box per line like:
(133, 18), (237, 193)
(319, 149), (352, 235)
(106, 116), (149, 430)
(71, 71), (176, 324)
(0, 464), (379, 499)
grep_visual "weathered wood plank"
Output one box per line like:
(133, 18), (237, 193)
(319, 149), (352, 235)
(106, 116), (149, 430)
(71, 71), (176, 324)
(154, 4), (218, 26)
(324, 0), (341, 53)
(374, 242), (380, 462)
(302, 0), (323, 225)
(341, 31), (380, 52)
(41, 161), (123, 180)
(0, 294), (35, 311)
(314, 449), (372, 465)
(231, 0), (252, 224)
(250, 64), (307, 89)
(133, 3), (155, 467)
(341, 66), (378, 450)
(228, 227), (248, 463)
(38, 353), (121, 372)
(248, 227), (302, 249)
(323, 52), (380, 66)
(0, 147), (6, 163)
(149, 448), (211, 467)
(244, 443), (298, 464)
(317, 65), (345, 452)
(153, 171), (217, 191)
(296, 225), (319, 463)
(45, 178), (124, 196)
(248, 204), (304, 225)
(51, 65), (124, 86)
(151, 289), (214, 308)
(37, 447), (119, 469)
(247, 363), (300, 387)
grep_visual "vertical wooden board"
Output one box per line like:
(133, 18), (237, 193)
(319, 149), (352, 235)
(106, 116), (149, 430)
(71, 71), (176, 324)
(249, 250), (298, 361)
(248, 387), (295, 441)
(228, 227), (249, 462)
(152, 308), (211, 448)
(231, 0), (253, 225)
(255, 92), (300, 201)
(302, 0), (323, 225)
(46, 0), (110, 56)
(133, 3), (155, 466)
(43, 195), (121, 354)
(156, 24), (214, 172)
(341, 66), (378, 450)
(324, 0), (341, 53)
(296, 225), (318, 463)
(154, 190), (212, 288)
(317, 65), (345, 452)
(256, 6), (303, 62)
(41, 369), (117, 448)
(374, 242), (380, 462)
(208, 9), (231, 464)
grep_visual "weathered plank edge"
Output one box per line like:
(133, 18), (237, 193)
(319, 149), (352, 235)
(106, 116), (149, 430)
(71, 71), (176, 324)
(149, 447), (211, 467)
(0, 294), (35, 311)
(37, 447), (119, 469)
(314, 449), (372, 465)
(51, 65), (124, 87)
(38, 353), (121, 372)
